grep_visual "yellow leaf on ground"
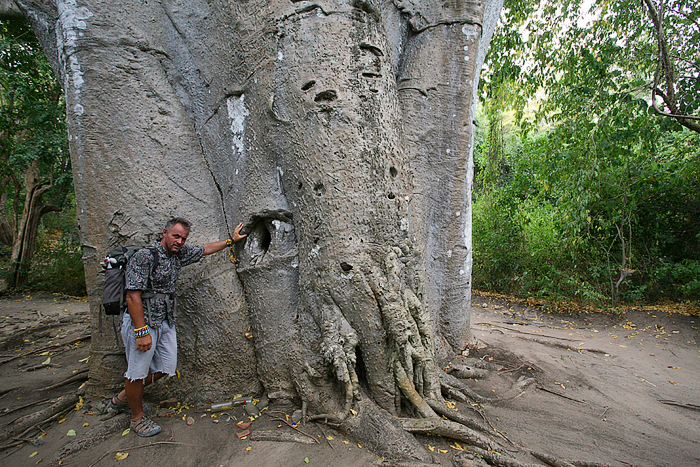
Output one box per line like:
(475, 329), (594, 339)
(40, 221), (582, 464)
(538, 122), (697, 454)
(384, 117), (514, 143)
(114, 452), (129, 460)
(428, 445), (435, 452)
(83, 423), (89, 427)
(29, 451), (38, 458)
(245, 446), (251, 451)
(342, 440), (349, 445)
(438, 449), (448, 453)
(122, 428), (130, 436)
(66, 429), (76, 436)
(326, 436), (334, 440)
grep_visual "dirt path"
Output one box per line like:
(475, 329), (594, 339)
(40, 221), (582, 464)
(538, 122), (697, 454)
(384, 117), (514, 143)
(0, 293), (698, 467)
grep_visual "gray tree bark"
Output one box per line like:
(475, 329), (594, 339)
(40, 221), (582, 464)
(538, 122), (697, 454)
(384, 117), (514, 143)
(13, 0), (502, 458)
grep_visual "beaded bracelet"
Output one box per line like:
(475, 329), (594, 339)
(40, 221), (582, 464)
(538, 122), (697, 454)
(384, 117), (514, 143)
(134, 325), (150, 339)
(226, 238), (233, 246)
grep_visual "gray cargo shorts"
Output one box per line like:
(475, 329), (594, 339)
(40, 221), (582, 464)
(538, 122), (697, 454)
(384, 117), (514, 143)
(121, 314), (177, 381)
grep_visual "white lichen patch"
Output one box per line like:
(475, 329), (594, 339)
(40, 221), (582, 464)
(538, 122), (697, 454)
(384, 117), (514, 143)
(227, 94), (248, 158)
(56, 0), (93, 117)
(308, 245), (321, 259)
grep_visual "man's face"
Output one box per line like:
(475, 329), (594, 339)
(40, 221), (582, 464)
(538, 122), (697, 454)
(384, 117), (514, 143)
(161, 223), (189, 255)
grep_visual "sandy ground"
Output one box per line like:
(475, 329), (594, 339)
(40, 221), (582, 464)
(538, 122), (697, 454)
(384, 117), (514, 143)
(0, 293), (698, 467)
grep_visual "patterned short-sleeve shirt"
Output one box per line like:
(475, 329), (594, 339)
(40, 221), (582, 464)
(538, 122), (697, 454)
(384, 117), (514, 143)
(125, 241), (204, 326)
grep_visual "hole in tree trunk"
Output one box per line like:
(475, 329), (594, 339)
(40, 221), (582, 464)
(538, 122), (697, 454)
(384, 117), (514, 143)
(355, 345), (369, 396)
(247, 222), (272, 265)
(314, 90), (337, 103)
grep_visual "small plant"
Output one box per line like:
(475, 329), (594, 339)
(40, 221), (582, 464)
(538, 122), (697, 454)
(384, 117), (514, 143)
(27, 209), (86, 296)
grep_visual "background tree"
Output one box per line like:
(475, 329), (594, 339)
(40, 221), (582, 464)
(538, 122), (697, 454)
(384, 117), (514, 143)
(0, 19), (71, 288)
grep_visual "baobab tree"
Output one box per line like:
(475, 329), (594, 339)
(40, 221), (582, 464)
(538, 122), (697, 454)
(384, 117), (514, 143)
(6, 0), (503, 460)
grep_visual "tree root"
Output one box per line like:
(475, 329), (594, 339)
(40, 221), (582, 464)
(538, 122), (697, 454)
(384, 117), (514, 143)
(1, 397), (53, 417)
(511, 333), (606, 354)
(424, 399), (490, 436)
(394, 360), (437, 419)
(249, 431), (317, 444)
(531, 451), (577, 467)
(460, 446), (541, 467)
(40, 368), (89, 391)
(440, 372), (488, 404)
(454, 358), (503, 371)
(399, 418), (501, 452)
(529, 453), (618, 467)
(0, 393), (79, 443)
(447, 363), (492, 379)
(492, 377), (536, 402)
(569, 462), (619, 467)
(341, 398), (433, 463)
(0, 331), (90, 361)
(55, 413), (129, 463)
(265, 413), (319, 443)
(376, 461), (443, 467)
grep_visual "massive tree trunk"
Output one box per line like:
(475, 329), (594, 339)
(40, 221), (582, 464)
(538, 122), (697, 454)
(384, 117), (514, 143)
(14, 0), (502, 459)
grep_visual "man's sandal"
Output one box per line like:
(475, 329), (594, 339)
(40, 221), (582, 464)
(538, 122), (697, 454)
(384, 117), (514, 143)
(131, 415), (161, 437)
(108, 395), (149, 414)
(108, 395), (129, 413)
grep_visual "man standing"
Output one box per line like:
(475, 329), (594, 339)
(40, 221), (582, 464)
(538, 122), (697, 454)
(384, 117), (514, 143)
(108, 217), (246, 437)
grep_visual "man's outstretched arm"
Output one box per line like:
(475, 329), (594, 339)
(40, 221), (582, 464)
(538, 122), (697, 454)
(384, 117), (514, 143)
(203, 222), (247, 255)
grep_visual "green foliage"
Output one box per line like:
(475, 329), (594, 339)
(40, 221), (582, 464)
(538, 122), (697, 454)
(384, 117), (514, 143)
(473, 1), (700, 306)
(27, 205), (85, 296)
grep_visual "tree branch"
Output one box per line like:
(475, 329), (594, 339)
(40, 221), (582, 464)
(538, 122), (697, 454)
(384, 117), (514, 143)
(643, 0), (700, 133)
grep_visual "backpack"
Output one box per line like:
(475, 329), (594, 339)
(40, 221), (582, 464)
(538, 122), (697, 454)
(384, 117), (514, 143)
(101, 245), (159, 316)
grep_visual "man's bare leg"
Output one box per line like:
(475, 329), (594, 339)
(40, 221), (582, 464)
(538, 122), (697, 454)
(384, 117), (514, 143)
(118, 372), (166, 420)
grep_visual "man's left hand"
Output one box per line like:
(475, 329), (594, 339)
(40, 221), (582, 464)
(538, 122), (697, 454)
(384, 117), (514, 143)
(231, 222), (247, 242)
